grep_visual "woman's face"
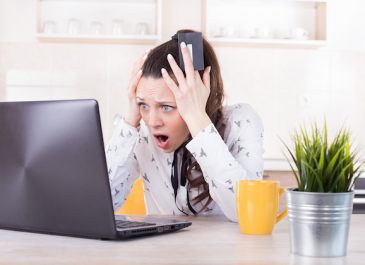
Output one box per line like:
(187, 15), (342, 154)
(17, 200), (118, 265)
(136, 76), (190, 153)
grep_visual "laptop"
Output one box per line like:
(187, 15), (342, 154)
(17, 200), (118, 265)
(0, 99), (191, 239)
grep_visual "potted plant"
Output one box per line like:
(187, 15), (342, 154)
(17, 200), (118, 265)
(283, 122), (363, 257)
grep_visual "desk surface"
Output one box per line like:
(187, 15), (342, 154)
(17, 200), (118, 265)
(1, 215), (364, 265)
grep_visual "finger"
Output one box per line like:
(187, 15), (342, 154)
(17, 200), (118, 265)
(167, 54), (186, 86)
(129, 69), (143, 97)
(180, 42), (195, 84)
(132, 48), (151, 75)
(161, 68), (181, 98)
(202, 66), (211, 90)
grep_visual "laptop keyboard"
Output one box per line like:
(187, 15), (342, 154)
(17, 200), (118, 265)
(115, 220), (156, 229)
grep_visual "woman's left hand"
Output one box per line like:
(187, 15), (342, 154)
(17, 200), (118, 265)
(161, 42), (212, 137)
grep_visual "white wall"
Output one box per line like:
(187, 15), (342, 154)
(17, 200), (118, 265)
(0, 0), (364, 170)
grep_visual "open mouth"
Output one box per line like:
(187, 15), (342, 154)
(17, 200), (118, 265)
(153, 134), (169, 148)
(155, 135), (169, 143)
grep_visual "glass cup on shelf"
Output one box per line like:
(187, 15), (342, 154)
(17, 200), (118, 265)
(273, 29), (289, 40)
(221, 26), (237, 38)
(290, 27), (309, 40)
(135, 22), (149, 35)
(111, 19), (125, 36)
(42, 20), (57, 34)
(253, 27), (272, 39)
(90, 21), (104, 35)
(67, 18), (81, 35)
(211, 28), (223, 38)
(240, 28), (255, 39)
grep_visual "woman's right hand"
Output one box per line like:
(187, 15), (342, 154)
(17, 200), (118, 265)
(125, 49), (150, 127)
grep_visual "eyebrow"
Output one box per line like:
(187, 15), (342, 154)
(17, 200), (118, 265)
(136, 97), (175, 105)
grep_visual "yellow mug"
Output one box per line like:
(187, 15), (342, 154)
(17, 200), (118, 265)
(236, 180), (287, 235)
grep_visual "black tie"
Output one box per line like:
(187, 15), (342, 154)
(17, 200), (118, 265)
(171, 148), (197, 215)
(171, 149), (180, 201)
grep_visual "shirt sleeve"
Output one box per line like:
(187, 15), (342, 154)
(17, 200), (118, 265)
(185, 104), (264, 222)
(105, 118), (140, 211)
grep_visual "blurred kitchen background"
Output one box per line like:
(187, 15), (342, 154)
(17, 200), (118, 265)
(0, 0), (364, 175)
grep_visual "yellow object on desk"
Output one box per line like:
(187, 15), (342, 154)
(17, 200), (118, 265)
(115, 177), (146, 215)
(236, 180), (287, 235)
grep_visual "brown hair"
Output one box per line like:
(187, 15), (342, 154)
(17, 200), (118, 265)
(141, 29), (225, 213)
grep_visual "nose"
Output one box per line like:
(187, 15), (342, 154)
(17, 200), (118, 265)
(147, 109), (163, 128)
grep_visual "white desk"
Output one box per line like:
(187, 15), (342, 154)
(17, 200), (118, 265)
(0, 215), (364, 265)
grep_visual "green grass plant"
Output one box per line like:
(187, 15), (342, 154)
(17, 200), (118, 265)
(283, 122), (362, 192)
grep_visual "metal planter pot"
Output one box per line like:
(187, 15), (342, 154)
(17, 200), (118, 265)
(286, 189), (354, 257)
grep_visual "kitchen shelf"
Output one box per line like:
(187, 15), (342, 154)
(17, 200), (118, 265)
(202, 0), (328, 48)
(36, 0), (162, 44)
(207, 37), (326, 48)
(36, 33), (160, 44)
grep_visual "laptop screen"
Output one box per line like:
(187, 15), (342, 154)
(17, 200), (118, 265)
(0, 100), (118, 239)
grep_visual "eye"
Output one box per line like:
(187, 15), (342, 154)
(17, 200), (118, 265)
(161, 105), (174, 112)
(138, 102), (149, 111)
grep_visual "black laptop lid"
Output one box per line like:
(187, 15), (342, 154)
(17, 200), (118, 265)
(0, 99), (117, 239)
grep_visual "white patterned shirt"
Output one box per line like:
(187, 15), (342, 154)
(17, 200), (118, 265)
(106, 103), (264, 222)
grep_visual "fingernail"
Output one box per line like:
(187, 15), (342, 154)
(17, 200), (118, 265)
(180, 42), (186, 48)
(138, 69), (143, 75)
(208, 66), (211, 73)
(167, 54), (173, 60)
(161, 68), (166, 74)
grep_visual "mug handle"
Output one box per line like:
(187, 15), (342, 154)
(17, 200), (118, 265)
(276, 188), (287, 223)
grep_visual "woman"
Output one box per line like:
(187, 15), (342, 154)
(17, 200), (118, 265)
(106, 29), (264, 222)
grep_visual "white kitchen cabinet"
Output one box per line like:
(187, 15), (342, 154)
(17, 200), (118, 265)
(202, 0), (328, 48)
(36, 0), (162, 44)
